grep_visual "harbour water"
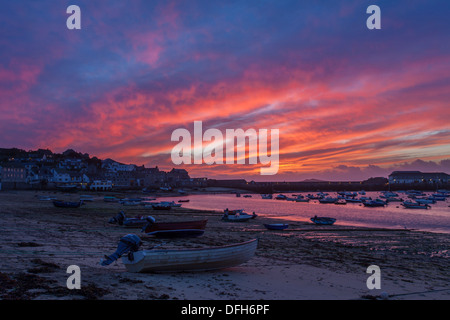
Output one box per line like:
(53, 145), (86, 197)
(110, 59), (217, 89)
(159, 192), (450, 234)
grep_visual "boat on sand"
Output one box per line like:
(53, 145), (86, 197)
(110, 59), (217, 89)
(122, 239), (258, 273)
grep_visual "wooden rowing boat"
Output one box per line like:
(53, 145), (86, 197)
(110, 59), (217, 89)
(264, 223), (289, 230)
(122, 239), (258, 273)
(310, 216), (336, 225)
(142, 219), (208, 238)
(53, 200), (83, 208)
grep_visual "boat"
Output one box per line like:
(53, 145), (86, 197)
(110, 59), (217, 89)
(108, 211), (149, 228)
(53, 200), (83, 208)
(310, 216), (336, 225)
(264, 223), (289, 230)
(243, 195), (252, 198)
(39, 196), (58, 201)
(104, 196), (119, 202)
(363, 200), (386, 207)
(79, 195), (94, 202)
(142, 219), (208, 238)
(261, 194), (273, 199)
(401, 201), (430, 209)
(151, 202), (173, 210)
(335, 199), (347, 205)
(178, 199), (190, 203)
(122, 239), (258, 273)
(222, 209), (257, 222)
(275, 194), (287, 200)
(319, 197), (338, 204)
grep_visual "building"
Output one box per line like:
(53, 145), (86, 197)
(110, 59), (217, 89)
(90, 180), (112, 191)
(1, 164), (27, 183)
(389, 171), (450, 185)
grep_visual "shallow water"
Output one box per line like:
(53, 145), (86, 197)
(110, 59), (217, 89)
(158, 191), (450, 234)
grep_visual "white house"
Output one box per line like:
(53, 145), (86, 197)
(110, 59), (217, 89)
(90, 180), (112, 191)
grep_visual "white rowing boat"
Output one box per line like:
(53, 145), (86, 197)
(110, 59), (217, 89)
(122, 239), (258, 273)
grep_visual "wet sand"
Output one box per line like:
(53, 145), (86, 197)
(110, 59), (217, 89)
(0, 190), (449, 300)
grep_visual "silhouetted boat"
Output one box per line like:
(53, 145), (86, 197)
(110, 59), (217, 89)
(53, 200), (83, 208)
(108, 211), (149, 228)
(310, 216), (336, 225)
(264, 223), (289, 230)
(122, 239), (258, 273)
(142, 219), (208, 238)
(401, 201), (430, 209)
(222, 209), (257, 222)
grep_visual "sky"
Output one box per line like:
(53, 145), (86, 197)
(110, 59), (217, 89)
(0, 0), (449, 181)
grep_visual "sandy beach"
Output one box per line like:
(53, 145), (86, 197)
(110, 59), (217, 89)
(0, 190), (449, 301)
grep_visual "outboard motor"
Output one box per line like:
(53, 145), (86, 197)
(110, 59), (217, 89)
(100, 234), (143, 266)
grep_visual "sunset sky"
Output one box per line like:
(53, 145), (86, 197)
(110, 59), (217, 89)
(1, 1), (449, 181)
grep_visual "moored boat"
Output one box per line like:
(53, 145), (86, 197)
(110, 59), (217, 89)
(53, 200), (83, 208)
(264, 223), (289, 230)
(222, 209), (257, 222)
(122, 239), (258, 273)
(310, 216), (336, 225)
(401, 201), (430, 209)
(142, 219), (208, 238)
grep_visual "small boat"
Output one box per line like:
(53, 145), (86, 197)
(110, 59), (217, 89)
(401, 201), (430, 209)
(319, 197), (338, 204)
(243, 195), (252, 198)
(151, 202), (173, 210)
(275, 194), (287, 200)
(264, 223), (289, 230)
(222, 209), (257, 222)
(142, 219), (208, 238)
(261, 194), (273, 199)
(108, 211), (150, 228)
(335, 199), (347, 205)
(178, 199), (190, 203)
(53, 200), (83, 208)
(104, 196), (119, 202)
(363, 200), (386, 207)
(79, 195), (94, 202)
(310, 216), (336, 225)
(122, 239), (258, 273)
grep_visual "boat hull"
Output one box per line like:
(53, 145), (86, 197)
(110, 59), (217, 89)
(310, 217), (336, 225)
(143, 219), (207, 235)
(264, 224), (289, 230)
(122, 239), (258, 273)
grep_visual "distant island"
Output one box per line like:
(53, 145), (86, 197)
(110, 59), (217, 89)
(0, 147), (448, 193)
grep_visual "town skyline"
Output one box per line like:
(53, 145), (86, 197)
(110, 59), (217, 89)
(1, 146), (449, 183)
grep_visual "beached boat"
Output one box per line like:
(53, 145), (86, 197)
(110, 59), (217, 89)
(178, 199), (190, 202)
(363, 200), (386, 207)
(108, 211), (150, 228)
(319, 197), (338, 204)
(151, 202), (172, 210)
(264, 223), (289, 230)
(401, 201), (430, 209)
(122, 239), (258, 273)
(335, 199), (347, 205)
(222, 209), (257, 222)
(53, 200), (83, 208)
(275, 194), (287, 200)
(142, 219), (208, 238)
(261, 194), (273, 199)
(310, 216), (336, 225)
(104, 196), (119, 202)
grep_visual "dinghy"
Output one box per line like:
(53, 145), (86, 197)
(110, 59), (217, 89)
(122, 239), (258, 273)
(264, 223), (289, 230)
(142, 218), (208, 238)
(310, 216), (336, 225)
